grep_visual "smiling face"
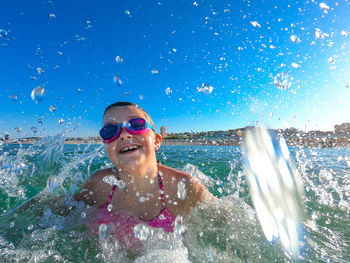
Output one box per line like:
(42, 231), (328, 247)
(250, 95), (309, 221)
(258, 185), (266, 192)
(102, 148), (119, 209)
(102, 105), (161, 171)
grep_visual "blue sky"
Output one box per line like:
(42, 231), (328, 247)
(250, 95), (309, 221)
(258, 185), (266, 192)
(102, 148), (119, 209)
(0, 0), (349, 138)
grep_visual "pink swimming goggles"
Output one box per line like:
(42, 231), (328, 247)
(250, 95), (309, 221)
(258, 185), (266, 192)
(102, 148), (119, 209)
(99, 118), (155, 144)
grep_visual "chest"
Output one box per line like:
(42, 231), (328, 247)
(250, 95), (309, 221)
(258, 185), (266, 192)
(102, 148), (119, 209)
(109, 189), (167, 221)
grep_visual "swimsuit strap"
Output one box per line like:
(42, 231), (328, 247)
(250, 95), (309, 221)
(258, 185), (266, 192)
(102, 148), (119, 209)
(157, 173), (166, 209)
(105, 185), (117, 208)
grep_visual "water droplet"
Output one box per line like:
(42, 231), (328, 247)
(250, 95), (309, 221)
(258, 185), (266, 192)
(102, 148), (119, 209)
(291, 63), (300, 68)
(9, 95), (17, 101)
(116, 179), (125, 188)
(99, 224), (108, 240)
(139, 94), (145, 100)
(158, 214), (166, 220)
(36, 67), (44, 74)
(290, 35), (301, 43)
(165, 87), (172, 95)
(133, 224), (154, 241)
(85, 20), (93, 29)
(103, 175), (125, 189)
(151, 69), (158, 75)
(315, 28), (327, 39)
(274, 72), (293, 90)
(49, 105), (57, 112)
(75, 34), (85, 41)
(115, 56), (123, 63)
(28, 224), (34, 231)
(103, 175), (118, 185)
(58, 118), (64, 124)
(81, 212), (86, 219)
(177, 181), (187, 200)
(37, 118), (43, 125)
(319, 3), (330, 11)
(107, 203), (113, 212)
(174, 216), (187, 235)
(113, 76), (123, 86)
(77, 88), (82, 92)
(193, 1), (198, 7)
(31, 86), (45, 103)
(341, 30), (349, 36)
(15, 127), (22, 133)
(49, 13), (56, 18)
(328, 56), (335, 64)
(0, 29), (8, 38)
(139, 197), (148, 203)
(125, 10), (131, 16)
(197, 83), (213, 95)
(250, 21), (261, 28)
(31, 127), (38, 135)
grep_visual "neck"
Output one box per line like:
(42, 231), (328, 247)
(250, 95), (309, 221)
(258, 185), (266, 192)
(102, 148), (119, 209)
(117, 162), (159, 193)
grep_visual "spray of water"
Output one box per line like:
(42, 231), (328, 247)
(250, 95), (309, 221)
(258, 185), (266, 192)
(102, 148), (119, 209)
(242, 126), (306, 258)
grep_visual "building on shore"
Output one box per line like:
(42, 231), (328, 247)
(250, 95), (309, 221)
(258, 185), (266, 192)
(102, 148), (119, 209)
(334, 123), (350, 135)
(160, 126), (167, 138)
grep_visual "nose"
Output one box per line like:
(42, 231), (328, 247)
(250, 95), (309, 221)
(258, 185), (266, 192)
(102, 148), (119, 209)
(119, 127), (132, 140)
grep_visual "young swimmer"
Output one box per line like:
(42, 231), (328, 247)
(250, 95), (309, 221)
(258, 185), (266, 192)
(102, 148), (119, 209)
(74, 102), (212, 241)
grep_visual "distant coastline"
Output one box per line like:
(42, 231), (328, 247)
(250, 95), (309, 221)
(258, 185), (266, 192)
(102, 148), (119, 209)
(2, 123), (350, 148)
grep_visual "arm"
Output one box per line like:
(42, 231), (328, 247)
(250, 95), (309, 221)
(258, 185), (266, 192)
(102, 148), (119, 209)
(74, 168), (115, 208)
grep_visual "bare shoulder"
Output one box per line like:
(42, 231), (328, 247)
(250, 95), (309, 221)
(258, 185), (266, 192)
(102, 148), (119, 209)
(158, 164), (212, 214)
(74, 168), (117, 207)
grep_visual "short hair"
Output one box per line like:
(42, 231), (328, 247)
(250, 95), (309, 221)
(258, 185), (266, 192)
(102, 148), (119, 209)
(103, 102), (155, 129)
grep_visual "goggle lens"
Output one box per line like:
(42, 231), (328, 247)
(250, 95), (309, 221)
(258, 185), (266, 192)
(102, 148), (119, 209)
(99, 118), (154, 142)
(129, 118), (146, 130)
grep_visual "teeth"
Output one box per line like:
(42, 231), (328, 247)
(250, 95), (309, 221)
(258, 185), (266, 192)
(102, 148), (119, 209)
(120, 145), (139, 153)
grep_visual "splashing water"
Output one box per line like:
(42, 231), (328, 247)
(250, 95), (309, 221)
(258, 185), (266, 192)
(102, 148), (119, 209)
(319, 3), (330, 11)
(290, 35), (301, 43)
(36, 67), (44, 74)
(250, 21), (261, 28)
(49, 105), (57, 112)
(165, 87), (172, 95)
(151, 69), (158, 75)
(1, 138), (350, 262)
(9, 95), (17, 101)
(177, 180), (187, 200)
(115, 56), (123, 63)
(274, 72), (293, 90)
(113, 75), (123, 86)
(197, 83), (213, 95)
(243, 127), (306, 258)
(99, 224), (108, 240)
(30, 86), (45, 103)
(0, 29), (8, 38)
(134, 224), (154, 241)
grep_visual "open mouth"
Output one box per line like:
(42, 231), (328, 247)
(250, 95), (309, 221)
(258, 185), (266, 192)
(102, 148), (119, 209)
(119, 145), (141, 154)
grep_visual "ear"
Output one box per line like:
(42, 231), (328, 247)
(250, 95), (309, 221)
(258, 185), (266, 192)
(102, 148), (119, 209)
(154, 133), (162, 152)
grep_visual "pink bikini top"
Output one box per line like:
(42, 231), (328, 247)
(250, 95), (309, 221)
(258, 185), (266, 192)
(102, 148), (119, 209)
(104, 173), (176, 233)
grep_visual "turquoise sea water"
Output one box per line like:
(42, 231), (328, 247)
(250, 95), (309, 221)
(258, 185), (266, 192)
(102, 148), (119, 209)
(1, 135), (350, 262)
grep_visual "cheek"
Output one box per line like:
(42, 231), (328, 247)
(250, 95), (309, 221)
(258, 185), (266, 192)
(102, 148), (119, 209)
(106, 144), (117, 156)
(147, 135), (154, 144)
